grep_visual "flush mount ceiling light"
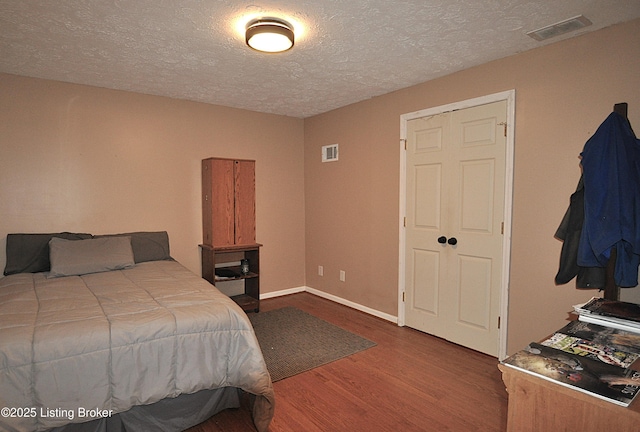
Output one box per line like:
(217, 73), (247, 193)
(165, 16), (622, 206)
(245, 18), (294, 53)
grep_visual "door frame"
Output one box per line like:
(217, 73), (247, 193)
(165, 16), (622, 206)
(398, 90), (515, 360)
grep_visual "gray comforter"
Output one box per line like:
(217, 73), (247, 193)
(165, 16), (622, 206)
(0, 260), (274, 432)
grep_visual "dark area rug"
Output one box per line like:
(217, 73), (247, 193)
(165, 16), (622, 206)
(248, 306), (377, 382)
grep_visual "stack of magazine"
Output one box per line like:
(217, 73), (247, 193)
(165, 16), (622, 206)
(573, 297), (640, 334)
(501, 297), (640, 407)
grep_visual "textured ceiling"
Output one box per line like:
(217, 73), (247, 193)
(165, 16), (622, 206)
(1, 1), (639, 118)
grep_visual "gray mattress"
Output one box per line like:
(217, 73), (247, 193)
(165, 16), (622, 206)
(0, 260), (274, 432)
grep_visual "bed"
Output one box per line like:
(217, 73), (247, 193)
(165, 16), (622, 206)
(0, 231), (274, 432)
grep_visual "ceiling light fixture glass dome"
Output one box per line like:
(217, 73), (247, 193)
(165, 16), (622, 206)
(245, 18), (294, 53)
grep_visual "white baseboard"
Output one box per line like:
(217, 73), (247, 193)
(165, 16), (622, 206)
(261, 286), (398, 324)
(260, 286), (306, 299)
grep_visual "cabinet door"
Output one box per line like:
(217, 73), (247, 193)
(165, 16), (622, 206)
(234, 160), (256, 245)
(203, 158), (235, 246)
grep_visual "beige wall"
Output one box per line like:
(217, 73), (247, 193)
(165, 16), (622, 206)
(304, 19), (640, 354)
(0, 74), (307, 293)
(1, 19), (639, 357)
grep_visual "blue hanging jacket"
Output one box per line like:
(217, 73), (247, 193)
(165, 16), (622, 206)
(578, 112), (640, 287)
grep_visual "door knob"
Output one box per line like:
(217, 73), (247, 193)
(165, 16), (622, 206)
(447, 237), (458, 245)
(437, 236), (447, 244)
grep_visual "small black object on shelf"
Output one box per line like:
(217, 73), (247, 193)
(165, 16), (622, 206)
(215, 268), (240, 278)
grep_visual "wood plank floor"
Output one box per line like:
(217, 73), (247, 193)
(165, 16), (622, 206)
(187, 292), (508, 432)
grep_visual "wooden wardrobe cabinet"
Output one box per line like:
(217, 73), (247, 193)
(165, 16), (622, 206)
(200, 157), (261, 312)
(202, 157), (255, 247)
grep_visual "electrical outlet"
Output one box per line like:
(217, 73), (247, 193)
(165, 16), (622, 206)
(318, 265), (323, 276)
(340, 270), (346, 282)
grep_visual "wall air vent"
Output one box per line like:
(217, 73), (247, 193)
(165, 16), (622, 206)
(322, 144), (339, 162)
(526, 15), (592, 41)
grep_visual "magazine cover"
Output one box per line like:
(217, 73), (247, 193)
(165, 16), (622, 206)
(556, 320), (640, 356)
(502, 342), (640, 407)
(541, 332), (640, 369)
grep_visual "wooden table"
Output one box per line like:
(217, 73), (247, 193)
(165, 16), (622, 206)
(499, 363), (640, 431)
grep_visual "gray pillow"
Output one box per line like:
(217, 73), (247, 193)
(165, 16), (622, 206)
(4, 232), (92, 275)
(93, 231), (171, 263)
(48, 236), (135, 278)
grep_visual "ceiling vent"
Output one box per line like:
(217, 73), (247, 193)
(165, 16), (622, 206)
(526, 15), (592, 41)
(322, 144), (339, 162)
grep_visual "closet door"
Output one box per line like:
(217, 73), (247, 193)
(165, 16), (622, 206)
(404, 100), (507, 356)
